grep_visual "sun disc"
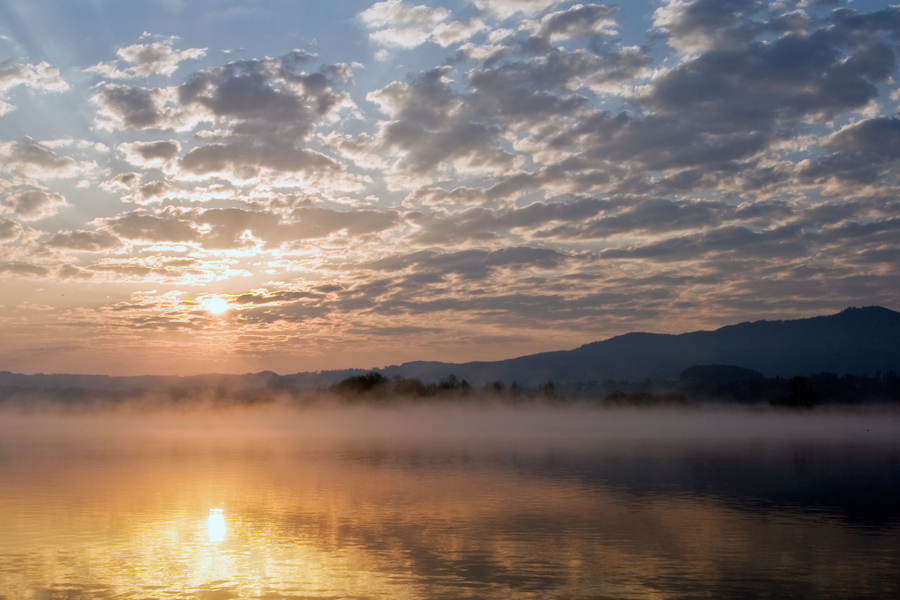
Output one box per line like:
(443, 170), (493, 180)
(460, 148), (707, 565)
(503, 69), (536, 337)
(205, 297), (229, 315)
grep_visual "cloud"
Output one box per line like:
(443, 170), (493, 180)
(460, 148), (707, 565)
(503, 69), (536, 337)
(130, 180), (184, 205)
(536, 198), (732, 240)
(470, 0), (565, 19)
(0, 218), (24, 242)
(360, 0), (451, 29)
(365, 246), (569, 280)
(70, 255), (250, 284)
(91, 83), (210, 132)
(97, 205), (400, 252)
(86, 37), (207, 79)
(653, 0), (768, 54)
(360, 1), (485, 49)
(366, 67), (521, 177)
(359, 13), (652, 182)
(171, 52), (359, 187)
(0, 262), (50, 278)
(177, 143), (345, 183)
(800, 117), (900, 184)
(1, 188), (67, 220)
(0, 59), (69, 115)
(599, 224), (807, 262)
(102, 210), (199, 244)
(176, 51), (352, 140)
(118, 140), (180, 168)
(91, 51), (363, 190)
(6, 0), (900, 363)
(47, 230), (123, 252)
(535, 4), (619, 41)
(0, 138), (95, 179)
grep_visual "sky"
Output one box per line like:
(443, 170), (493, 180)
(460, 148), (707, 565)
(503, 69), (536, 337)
(0, 0), (899, 376)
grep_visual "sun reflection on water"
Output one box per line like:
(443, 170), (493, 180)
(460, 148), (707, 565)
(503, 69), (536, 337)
(208, 508), (225, 542)
(1, 412), (898, 600)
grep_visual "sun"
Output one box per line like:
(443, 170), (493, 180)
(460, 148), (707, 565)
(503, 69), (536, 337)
(204, 297), (230, 315)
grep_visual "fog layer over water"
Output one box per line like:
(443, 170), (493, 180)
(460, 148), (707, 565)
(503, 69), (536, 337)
(3, 402), (899, 444)
(1, 405), (898, 599)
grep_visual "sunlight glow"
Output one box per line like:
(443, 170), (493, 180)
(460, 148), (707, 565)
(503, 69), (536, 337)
(204, 297), (230, 315)
(208, 508), (225, 542)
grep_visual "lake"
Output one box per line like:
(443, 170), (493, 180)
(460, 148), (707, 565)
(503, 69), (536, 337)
(0, 406), (898, 599)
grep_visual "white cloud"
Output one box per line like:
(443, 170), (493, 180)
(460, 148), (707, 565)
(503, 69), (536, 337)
(360, 0), (485, 49)
(0, 60), (69, 115)
(360, 0), (450, 29)
(86, 38), (207, 79)
(470, 0), (565, 19)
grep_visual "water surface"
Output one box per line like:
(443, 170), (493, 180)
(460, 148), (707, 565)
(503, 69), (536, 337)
(0, 406), (898, 599)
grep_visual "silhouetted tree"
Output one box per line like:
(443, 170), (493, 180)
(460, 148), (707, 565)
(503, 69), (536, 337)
(540, 380), (556, 398)
(886, 371), (900, 402)
(393, 376), (429, 397)
(438, 374), (460, 392)
(330, 372), (389, 399)
(776, 376), (816, 408)
(483, 380), (505, 395)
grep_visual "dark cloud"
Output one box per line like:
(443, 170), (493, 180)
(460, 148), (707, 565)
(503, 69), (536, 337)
(0, 218), (23, 242)
(169, 52), (357, 182)
(97, 205), (399, 251)
(232, 290), (322, 305)
(94, 85), (164, 128)
(800, 117), (900, 183)
(365, 246), (569, 280)
(57, 264), (94, 280)
(47, 230), (123, 252)
(600, 225), (807, 262)
(178, 143), (343, 180)
(0, 138), (89, 178)
(644, 30), (894, 128)
(367, 30), (651, 178)
(0, 262), (49, 278)
(536, 198), (732, 239)
(287, 207), (399, 238)
(104, 211), (199, 243)
(121, 140), (180, 165)
(2, 188), (67, 220)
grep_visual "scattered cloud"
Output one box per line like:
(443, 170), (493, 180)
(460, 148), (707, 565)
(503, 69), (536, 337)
(1, 188), (68, 220)
(361, 0), (486, 49)
(3, 0), (900, 372)
(86, 37), (207, 79)
(0, 59), (69, 115)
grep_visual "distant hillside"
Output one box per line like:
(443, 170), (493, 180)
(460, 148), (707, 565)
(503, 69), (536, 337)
(1, 307), (898, 394)
(372, 306), (900, 385)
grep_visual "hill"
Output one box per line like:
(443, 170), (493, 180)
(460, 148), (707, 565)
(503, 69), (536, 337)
(372, 306), (900, 385)
(1, 307), (898, 395)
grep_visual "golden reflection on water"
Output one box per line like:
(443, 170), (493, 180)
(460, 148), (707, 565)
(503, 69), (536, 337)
(0, 410), (898, 599)
(208, 508), (226, 542)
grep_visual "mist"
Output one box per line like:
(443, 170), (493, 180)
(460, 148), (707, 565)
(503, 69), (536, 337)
(2, 400), (899, 449)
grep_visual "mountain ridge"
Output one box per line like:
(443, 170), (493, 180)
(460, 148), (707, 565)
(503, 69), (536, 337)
(371, 306), (900, 385)
(1, 306), (898, 390)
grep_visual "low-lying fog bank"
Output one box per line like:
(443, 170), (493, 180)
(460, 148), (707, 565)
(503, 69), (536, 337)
(1, 403), (899, 447)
